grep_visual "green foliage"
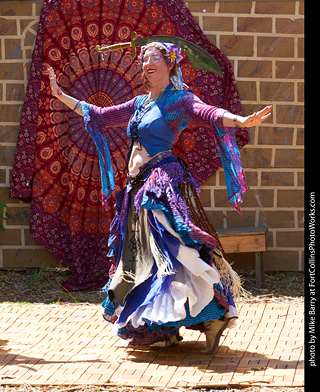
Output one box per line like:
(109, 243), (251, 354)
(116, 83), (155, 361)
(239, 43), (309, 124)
(27, 262), (46, 287)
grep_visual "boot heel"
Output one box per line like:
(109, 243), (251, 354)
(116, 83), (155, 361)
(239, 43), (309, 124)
(165, 332), (181, 347)
(201, 318), (229, 355)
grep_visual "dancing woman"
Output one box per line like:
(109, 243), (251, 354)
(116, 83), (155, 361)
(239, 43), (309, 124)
(48, 41), (271, 354)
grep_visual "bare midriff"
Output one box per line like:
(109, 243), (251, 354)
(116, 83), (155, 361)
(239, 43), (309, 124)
(128, 141), (162, 176)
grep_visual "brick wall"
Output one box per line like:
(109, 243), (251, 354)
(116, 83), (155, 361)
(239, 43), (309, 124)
(0, 1), (304, 271)
(187, 1), (304, 271)
(0, 1), (60, 268)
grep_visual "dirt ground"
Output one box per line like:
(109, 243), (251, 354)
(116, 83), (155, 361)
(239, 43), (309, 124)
(0, 384), (306, 392)
(0, 267), (304, 305)
(0, 267), (304, 392)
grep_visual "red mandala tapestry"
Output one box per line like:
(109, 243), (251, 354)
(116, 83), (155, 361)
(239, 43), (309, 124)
(10, 0), (248, 290)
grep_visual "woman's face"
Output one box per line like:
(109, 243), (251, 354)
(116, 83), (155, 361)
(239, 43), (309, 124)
(141, 47), (173, 88)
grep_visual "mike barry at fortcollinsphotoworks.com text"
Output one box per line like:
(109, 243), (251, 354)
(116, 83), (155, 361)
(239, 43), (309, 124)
(308, 192), (316, 368)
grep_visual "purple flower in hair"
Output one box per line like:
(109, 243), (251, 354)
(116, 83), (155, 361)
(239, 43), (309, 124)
(139, 42), (183, 65)
(160, 43), (183, 65)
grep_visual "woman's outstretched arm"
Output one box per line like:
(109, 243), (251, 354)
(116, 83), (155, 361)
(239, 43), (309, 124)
(223, 105), (272, 128)
(48, 67), (83, 116)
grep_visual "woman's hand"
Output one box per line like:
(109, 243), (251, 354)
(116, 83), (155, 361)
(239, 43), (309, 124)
(48, 67), (62, 98)
(47, 66), (83, 116)
(237, 105), (272, 127)
(223, 105), (272, 128)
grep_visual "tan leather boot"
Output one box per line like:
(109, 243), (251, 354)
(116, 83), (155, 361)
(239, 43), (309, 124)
(165, 335), (180, 347)
(200, 318), (229, 355)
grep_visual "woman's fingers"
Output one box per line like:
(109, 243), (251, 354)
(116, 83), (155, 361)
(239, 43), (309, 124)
(261, 111), (272, 121)
(244, 106), (272, 127)
(257, 105), (272, 117)
(252, 106), (272, 119)
(257, 106), (272, 123)
(48, 67), (56, 83)
(47, 67), (60, 97)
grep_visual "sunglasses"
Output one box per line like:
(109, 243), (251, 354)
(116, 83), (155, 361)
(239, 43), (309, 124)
(141, 55), (163, 64)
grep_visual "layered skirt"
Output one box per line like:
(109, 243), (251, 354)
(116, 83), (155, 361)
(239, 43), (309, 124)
(102, 151), (239, 346)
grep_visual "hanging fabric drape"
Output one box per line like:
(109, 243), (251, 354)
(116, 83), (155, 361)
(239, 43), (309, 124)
(10, 0), (248, 291)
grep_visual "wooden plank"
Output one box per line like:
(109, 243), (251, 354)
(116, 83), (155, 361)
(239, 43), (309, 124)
(217, 226), (268, 236)
(218, 233), (267, 253)
(216, 227), (267, 287)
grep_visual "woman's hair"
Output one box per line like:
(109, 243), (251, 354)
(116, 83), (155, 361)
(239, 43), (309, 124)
(139, 43), (179, 90)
